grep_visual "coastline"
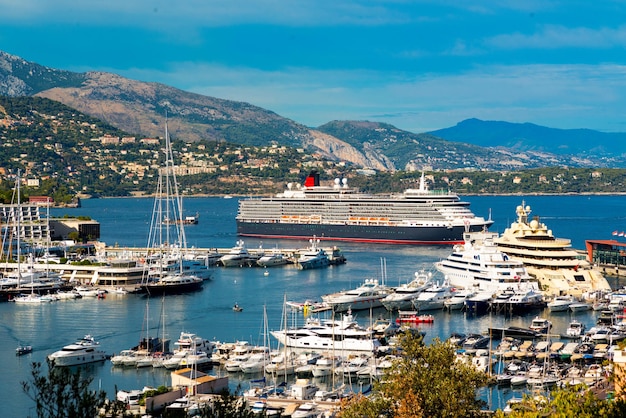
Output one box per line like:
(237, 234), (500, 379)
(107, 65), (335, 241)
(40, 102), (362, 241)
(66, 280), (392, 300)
(78, 191), (626, 200)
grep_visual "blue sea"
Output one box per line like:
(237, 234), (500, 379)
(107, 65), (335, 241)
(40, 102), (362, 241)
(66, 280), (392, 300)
(2, 194), (626, 416)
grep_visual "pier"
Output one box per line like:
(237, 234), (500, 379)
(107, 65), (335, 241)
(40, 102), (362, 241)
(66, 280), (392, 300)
(0, 244), (347, 298)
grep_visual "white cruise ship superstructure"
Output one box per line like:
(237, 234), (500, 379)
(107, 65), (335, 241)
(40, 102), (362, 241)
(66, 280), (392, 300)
(494, 202), (611, 297)
(236, 170), (493, 245)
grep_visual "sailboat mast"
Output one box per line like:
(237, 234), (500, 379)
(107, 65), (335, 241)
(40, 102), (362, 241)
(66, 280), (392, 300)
(163, 117), (188, 252)
(16, 170), (22, 289)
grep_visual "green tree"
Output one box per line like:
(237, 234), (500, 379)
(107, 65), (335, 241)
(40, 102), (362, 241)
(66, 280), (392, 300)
(193, 390), (254, 418)
(493, 384), (626, 418)
(338, 332), (488, 418)
(21, 362), (130, 418)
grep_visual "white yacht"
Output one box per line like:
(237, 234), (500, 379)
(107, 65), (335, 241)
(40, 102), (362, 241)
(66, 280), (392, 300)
(547, 295), (576, 312)
(443, 289), (476, 310)
(296, 238), (330, 270)
(435, 230), (539, 295)
(529, 316), (552, 334)
(179, 351), (212, 369)
(13, 292), (57, 304)
(161, 331), (214, 370)
(172, 331), (214, 355)
(311, 355), (342, 377)
(270, 311), (380, 352)
(412, 281), (454, 311)
(322, 279), (392, 312)
(110, 349), (137, 366)
(48, 335), (108, 367)
(264, 352), (299, 376)
(381, 270), (433, 311)
(256, 252), (290, 267)
(162, 350), (190, 370)
(291, 402), (323, 418)
(494, 202), (611, 297)
(219, 240), (255, 267)
(239, 350), (270, 374)
(565, 320), (586, 338)
(504, 288), (546, 312)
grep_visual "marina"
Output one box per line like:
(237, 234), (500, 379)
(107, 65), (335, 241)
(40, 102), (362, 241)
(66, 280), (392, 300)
(2, 194), (626, 416)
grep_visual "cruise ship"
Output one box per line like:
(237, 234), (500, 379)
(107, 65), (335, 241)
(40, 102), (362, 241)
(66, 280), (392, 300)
(236, 170), (493, 245)
(493, 202), (611, 297)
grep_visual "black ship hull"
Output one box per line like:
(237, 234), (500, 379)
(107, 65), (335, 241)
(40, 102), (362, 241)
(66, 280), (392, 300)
(141, 281), (203, 295)
(236, 221), (492, 245)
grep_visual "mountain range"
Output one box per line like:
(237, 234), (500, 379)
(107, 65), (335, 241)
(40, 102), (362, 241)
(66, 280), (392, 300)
(2, 50), (625, 170)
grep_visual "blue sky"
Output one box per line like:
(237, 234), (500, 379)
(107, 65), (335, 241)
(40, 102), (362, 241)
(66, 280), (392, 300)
(2, 1), (626, 133)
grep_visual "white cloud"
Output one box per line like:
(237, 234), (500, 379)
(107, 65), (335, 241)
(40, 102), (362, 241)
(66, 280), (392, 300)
(0, 0), (418, 27)
(487, 25), (626, 49)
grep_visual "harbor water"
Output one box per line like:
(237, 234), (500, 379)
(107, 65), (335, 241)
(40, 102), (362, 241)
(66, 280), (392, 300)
(2, 194), (626, 416)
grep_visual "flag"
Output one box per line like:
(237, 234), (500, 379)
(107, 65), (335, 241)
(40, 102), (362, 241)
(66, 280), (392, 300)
(613, 230), (619, 236)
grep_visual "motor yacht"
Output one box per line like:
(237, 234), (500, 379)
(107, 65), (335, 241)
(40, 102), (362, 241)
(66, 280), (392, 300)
(239, 350), (270, 374)
(179, 350), (212, 370)
(461, 333), (490, 350)
(381, 269), (433, 311)
(163, 350), (190, 370)
(291, 402), (323, 418)
(48, 335), (108, 367)
(219, 240), (256, 267)
(312, 355), (342, 378)
(504, 288), (546, 312)
(547, 295), (575, 312)
(256, 252), (290, 268)
(464, 291), (494, 314)
(444, 290), (476, 310)
(564, 320), (586, 339)
(110, 349), (137, 367)
(529, 316), (552, 334)
(271, 311), (380, 352)
(322, 279), (392, 312)
(296, 238), (330, 270)
(412, 281), (453, 311)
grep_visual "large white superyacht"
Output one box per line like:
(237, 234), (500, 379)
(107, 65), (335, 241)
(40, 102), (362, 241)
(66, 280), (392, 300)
(435, 230), (539, 294)
(493, 202), (611, 297)
(236, 170), (493, 245)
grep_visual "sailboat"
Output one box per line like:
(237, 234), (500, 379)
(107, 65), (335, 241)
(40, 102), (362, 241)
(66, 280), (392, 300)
(10, 171), (58, 304)
(141, 119), (205, 295)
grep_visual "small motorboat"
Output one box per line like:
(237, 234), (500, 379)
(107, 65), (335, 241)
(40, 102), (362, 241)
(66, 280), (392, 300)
(233, 303), (243, 312)
(529, 316), (552, 334)
(395, 310), (434, 324)
(16, 344), (33, 356)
